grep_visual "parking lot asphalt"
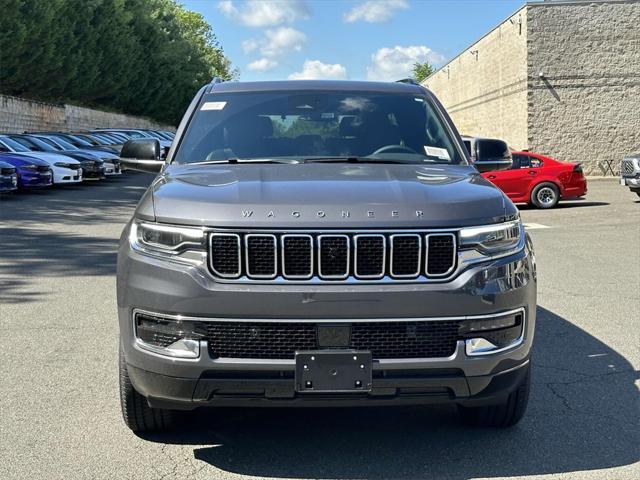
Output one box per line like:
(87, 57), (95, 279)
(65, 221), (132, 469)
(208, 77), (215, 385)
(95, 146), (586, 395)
(0, 174), (638, 480)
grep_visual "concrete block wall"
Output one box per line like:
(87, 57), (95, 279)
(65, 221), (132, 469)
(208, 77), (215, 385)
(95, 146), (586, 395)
(424, 6), (529, 150)
(527, 0), (640, 176)
(0, 94), (174, 133)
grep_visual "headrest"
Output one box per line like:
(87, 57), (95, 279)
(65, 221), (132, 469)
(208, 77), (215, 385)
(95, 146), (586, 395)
(255, 116), (273, 137)
(339, 116), (360, 137)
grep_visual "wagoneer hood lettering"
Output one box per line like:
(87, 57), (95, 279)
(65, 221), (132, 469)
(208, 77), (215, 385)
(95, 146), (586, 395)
(148, 163), (510, 228)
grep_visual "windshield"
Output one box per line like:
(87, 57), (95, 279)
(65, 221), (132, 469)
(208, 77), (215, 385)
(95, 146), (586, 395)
(11, 136), (56, 152)
(47, 136), (80, 150)
(174, 91), (464, 165)
(0, 136), (31, 152)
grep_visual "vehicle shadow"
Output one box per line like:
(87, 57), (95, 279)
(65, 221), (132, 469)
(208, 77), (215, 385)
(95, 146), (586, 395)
(0, 172), (152, 225)
(140, 306), (639, 479)
(0, 173), (154, 303)
(517, 201), (609, 210)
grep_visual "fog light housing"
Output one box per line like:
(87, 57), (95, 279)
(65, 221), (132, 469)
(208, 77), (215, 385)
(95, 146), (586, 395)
(460, 311), (524, 356)
(134, 313), (203, 359)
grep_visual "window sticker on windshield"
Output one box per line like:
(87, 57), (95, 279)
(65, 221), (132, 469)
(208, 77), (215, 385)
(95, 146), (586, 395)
(201, 101), (227, 111)
(424, 146), (450, 160)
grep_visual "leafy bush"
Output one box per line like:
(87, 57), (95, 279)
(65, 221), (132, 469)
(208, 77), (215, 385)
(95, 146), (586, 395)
(0, 0), (236, 125)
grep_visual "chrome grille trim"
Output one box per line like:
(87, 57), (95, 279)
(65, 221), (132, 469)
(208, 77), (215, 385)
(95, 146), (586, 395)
(354, 234), (386, 279)
(389, 234), (422, 278)
(209, 233), (241, 278)
(204, 228), (479, 284)
(425, 233), (457, 277)
(317, 234), (350, 280)
(245, 234), (277, 279)
(281, 234), (314, 279)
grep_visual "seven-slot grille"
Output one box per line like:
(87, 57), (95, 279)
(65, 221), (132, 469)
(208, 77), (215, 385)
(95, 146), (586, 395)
(208, 231), (457, 282)
(204, 320), (461, 359)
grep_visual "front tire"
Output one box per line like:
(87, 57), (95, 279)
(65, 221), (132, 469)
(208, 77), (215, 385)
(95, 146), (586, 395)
(531, 183), (559, 208)
(458, 364), (531, 428)
(119, 345), (175, 433)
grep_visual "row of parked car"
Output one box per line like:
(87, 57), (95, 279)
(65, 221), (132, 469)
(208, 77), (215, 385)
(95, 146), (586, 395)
(0, 128), (174, 193)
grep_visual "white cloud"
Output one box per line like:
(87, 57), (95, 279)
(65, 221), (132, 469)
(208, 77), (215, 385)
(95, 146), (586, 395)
(289, 60), (348, 80)
(262, 27), (306, 57)
(366, 45), (445, 81)
(217, 0), (310, 27)
(241, 38), (259, 54)
(247, 58), (278, 72)
(343, 0), (408, 23)
(243, 27), (306, 59)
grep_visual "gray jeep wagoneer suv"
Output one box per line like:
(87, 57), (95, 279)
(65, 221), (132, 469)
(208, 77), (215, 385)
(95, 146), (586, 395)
(118, 79), (536, 432)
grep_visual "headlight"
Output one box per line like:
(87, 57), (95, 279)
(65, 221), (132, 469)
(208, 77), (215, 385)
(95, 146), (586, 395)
(459, 220), (523, 256)
(130, 221), (205, 254)
(22, 164), (37, 171)
(53, 162), (72, 168)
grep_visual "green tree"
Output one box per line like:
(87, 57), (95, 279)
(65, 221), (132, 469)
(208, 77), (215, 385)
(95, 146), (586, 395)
(412, 61), (435, 84)
(0, 0), (235, 125)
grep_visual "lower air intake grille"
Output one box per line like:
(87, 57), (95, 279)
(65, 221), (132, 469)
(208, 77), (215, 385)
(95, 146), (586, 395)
(204, 321), (461, 359)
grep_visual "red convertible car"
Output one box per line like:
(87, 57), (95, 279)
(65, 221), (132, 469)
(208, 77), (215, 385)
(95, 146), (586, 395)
(482, 151), (587, 208)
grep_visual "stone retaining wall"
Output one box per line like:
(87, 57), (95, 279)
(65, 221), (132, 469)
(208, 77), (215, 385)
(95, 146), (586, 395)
(0, 94), (174, 133)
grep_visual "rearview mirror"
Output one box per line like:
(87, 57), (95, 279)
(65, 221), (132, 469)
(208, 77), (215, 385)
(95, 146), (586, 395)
(120, 139), (164, 173)
(473, 138), (513, 173)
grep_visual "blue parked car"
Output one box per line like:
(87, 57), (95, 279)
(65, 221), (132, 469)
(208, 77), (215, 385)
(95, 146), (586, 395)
(0, 160), (18, 193)
(0, 153), (53, 189)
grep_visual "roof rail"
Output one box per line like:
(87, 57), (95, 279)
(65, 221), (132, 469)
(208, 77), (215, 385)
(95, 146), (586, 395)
(396, 78), (419, 85)
(210, 77), (224, 85)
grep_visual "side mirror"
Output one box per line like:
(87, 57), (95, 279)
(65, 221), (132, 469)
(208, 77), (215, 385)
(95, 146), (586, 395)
(120, 139), (164, 173)
(473, 138), (513, 173)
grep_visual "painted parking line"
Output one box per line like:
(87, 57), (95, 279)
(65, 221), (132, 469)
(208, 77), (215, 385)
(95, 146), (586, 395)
(523, 222), (550, 230)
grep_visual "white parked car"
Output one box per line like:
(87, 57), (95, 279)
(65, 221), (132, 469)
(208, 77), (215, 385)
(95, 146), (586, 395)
(0, 136), (83, 184)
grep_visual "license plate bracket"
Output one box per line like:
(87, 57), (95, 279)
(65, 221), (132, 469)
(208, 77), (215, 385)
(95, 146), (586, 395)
(295, 350), (372, 393)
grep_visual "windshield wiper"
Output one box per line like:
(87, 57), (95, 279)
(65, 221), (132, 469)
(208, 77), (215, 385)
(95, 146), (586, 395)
(303, 156), (405, 164)
(189, 158), (299, 165)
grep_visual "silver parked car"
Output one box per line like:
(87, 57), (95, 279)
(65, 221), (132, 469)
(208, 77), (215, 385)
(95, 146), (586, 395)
(620, 153), (640, 197)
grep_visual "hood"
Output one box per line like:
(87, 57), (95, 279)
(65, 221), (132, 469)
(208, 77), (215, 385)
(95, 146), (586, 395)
(71, 148), (118, 160)
(144, 163), (514, 228)
(60, 150), (100, 162)
(11, 151), (81, 165)
(0, 153), (49, 167)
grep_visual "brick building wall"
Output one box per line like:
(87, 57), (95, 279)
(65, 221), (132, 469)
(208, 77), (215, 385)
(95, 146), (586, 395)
(424, 6), (529, 150)
(0, 95), (174, 133)
(527, 0), (640, 176)
(423, 0), (640, 176)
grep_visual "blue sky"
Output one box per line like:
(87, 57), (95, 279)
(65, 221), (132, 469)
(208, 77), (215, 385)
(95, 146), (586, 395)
(182, 0), (524, 81)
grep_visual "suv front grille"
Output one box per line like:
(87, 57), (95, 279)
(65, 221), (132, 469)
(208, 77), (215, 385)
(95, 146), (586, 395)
(208, 230), (457, 283)
(621, 159), (636, 176)
(204, 321), (461, 359)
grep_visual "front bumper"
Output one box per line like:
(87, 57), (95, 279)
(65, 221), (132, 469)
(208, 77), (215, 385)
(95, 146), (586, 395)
(118, 229), (536, 410)
(53, 168), (82, 184)
(0, 174), (18, 192)
(621, 176), (640, 189)
(104, 161), (122, 175)
(18, 170), (53, 188)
